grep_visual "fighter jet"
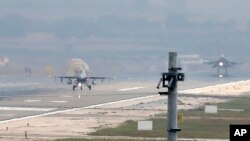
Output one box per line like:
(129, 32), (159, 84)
(0, 57), (9, 67)
(57, 71), (109, 91)
(204, 54), (241, 78)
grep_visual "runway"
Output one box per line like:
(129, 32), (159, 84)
(0, 77), (250, 140)
(0, 80), (157, 121)
(0, 78), (249, 122)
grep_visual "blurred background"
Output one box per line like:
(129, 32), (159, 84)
(1, 0), (250, 81)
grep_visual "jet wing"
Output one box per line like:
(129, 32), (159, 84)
(56, 76), (112, 80)
(86, 76), (114, 81)
(228, 61), (241, 66)
(86, 77), (108, 79)
(57, 76), (79, 79)
(56, 76), (80, 83)
(203, 60), (221, 68)
(203, 60), (218, 65)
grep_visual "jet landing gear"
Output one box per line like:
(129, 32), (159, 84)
(217, 67), (228, 78)
(73, 85), (77, 91)
(73, 85), (83, 91)
(72, 84), (92, 91)
(88, 86), (91, 90)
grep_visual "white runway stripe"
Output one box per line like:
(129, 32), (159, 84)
(118, 87), (145, 91)
(0, 106), (55, 112)
(62, 95), (73, 98)
(0, 114), (14, 117)
(24, 100), (41, 102)
(50, 101), (68, 103)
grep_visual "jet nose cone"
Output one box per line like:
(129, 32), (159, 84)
(219, 62), (224, 66)
(219, 74), (224, 78)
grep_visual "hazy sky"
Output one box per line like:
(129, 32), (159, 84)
(1, 0), (250, 21)
(1, 0), (250, 78)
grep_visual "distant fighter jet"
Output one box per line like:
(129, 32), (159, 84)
(204, 54), (241, 78)
(57, 71), (109, 91)
(0, 57), (9, 67)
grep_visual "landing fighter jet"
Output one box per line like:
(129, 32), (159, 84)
(0, 57), (9, 67)
(204, 55), (241, 78)
(57, 72), (109, 91)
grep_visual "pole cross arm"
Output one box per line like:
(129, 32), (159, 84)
(168, 128), (182, 132)
(169, 67), (182, 71)
(158, 92), (169, 95)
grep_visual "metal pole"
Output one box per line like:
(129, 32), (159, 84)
(168, 52), (178, 141)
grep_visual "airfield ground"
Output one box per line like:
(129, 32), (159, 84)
(0, 80), (250, 141)
(89, 97), (250, 139)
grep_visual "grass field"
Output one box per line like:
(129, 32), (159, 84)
(55, 139), (159, 141)
(55, 139), (96, 141)
(91, 97), (250, 139)
(56, 97), (250, 141)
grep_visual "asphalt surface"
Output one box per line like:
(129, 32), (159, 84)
(0, 76), (246, 122)
(0, 80), (158, 121)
